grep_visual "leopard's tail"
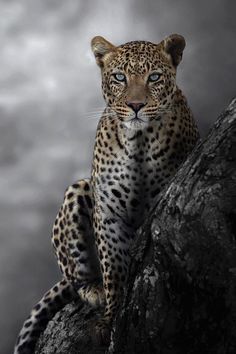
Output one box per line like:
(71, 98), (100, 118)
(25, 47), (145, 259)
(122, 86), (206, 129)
(14, 278), (77, 354)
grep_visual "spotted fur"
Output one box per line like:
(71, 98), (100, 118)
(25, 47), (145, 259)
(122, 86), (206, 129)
(14, 34), (199, 352)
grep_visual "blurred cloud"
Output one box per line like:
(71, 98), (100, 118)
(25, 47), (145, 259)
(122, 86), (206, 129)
(0, 1), (235, 353)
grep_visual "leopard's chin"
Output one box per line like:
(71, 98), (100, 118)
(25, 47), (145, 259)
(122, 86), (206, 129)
(122, 117), (149, 130)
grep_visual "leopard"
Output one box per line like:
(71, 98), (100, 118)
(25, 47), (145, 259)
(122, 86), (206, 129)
(14, 33), (199, 353)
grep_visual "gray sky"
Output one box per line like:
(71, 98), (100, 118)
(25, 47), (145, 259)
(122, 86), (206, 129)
(1, 1), (235, 353)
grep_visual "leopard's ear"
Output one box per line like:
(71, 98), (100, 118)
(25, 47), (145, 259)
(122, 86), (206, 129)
(161, 34), (186, 67)
(91, 36), (117, 68)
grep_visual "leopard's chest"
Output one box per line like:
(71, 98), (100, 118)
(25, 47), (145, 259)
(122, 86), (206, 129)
(92, 136), (172, 229)
(90, 115), (186, 228)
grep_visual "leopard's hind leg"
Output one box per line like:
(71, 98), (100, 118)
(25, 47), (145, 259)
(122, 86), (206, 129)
(52, 178), (105, 308)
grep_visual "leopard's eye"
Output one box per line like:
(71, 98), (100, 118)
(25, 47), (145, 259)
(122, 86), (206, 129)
(113, 73), (126, 82)
(148, 73), (161, 82)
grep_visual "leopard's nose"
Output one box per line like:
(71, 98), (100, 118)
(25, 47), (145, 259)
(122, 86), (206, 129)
(126, 101), (146, 113)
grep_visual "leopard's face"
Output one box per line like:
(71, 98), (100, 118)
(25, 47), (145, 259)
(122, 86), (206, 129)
(91, 35), (185, 128)
(101, 42), (176, 125)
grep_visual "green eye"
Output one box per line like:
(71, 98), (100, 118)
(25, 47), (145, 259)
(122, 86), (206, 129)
(113, 73), (126, 82)
(149, 73), (161, 82)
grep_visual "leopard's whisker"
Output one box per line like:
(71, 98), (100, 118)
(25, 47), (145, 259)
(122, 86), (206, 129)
(84, 113), (116, 120)
(84, 108), (115, 116)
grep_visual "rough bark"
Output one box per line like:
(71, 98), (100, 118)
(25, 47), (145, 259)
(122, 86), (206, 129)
(36, 98), (236, 354)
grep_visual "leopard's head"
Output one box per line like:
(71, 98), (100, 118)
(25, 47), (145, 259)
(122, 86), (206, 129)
(91, 34), (185, 128)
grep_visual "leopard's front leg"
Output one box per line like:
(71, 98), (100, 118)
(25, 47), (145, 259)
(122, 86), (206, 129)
(94, 211), (134, 344)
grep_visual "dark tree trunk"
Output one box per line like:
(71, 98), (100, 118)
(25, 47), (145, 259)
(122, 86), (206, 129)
(35, 98), (236, 354)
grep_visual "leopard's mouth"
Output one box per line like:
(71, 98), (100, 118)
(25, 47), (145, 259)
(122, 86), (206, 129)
(113, 106), (166, 126)
(126, 116), (147, 123)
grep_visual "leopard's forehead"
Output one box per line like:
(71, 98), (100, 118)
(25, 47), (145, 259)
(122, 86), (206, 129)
(106, 40), (169, 75)
(119, 40), (157, 52)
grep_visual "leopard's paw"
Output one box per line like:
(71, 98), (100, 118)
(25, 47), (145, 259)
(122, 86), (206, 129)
(94, 319), (111, 346)
(78, 281), (105, 308)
